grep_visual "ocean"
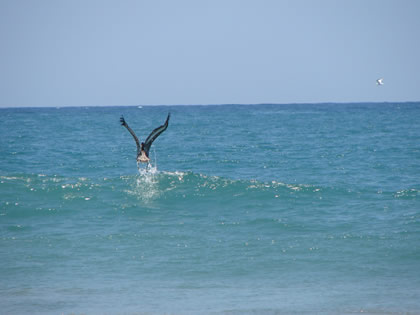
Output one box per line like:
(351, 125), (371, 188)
(1, 103), (419, 314)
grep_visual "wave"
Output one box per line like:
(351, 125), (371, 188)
(123, 169), (325, 203)
(0, 171), (321, 202)
(1, 170), (418, 217)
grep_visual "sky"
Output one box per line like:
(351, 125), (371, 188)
(0, 0), (419, 107)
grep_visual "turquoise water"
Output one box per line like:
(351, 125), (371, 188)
(1, 103), (419, 314)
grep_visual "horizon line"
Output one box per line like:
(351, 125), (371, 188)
(1, 100), (419, 109)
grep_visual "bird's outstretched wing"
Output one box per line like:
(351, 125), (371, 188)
(143, 113), (170, 156)
(120, 116), (141, 155)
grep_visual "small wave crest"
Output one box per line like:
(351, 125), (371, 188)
(394, 188), (420, 199)
(122, 170), (326, 204)
(2, 172), (417, 216)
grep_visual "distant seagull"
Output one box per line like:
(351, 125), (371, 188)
(376, 78), (384, 86)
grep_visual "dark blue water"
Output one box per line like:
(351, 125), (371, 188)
(1, 103), (419, 314)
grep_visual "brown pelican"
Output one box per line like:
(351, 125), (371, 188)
(120, 113), (170, 165)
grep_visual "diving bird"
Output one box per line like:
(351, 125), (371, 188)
(120, 113), (170, 164)
(376, 78), (384, 85)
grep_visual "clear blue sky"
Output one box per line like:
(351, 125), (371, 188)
(1, 0), (419, 107)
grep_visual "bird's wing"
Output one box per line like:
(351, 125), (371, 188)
(120, 116), (141, 154)
(143, 113), (170, 156)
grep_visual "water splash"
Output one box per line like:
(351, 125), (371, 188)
(128, 163), (161, 202)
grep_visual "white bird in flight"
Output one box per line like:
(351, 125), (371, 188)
(376, 78), (384, 85)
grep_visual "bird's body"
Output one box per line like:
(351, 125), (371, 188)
(376, 78), (384, 85)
